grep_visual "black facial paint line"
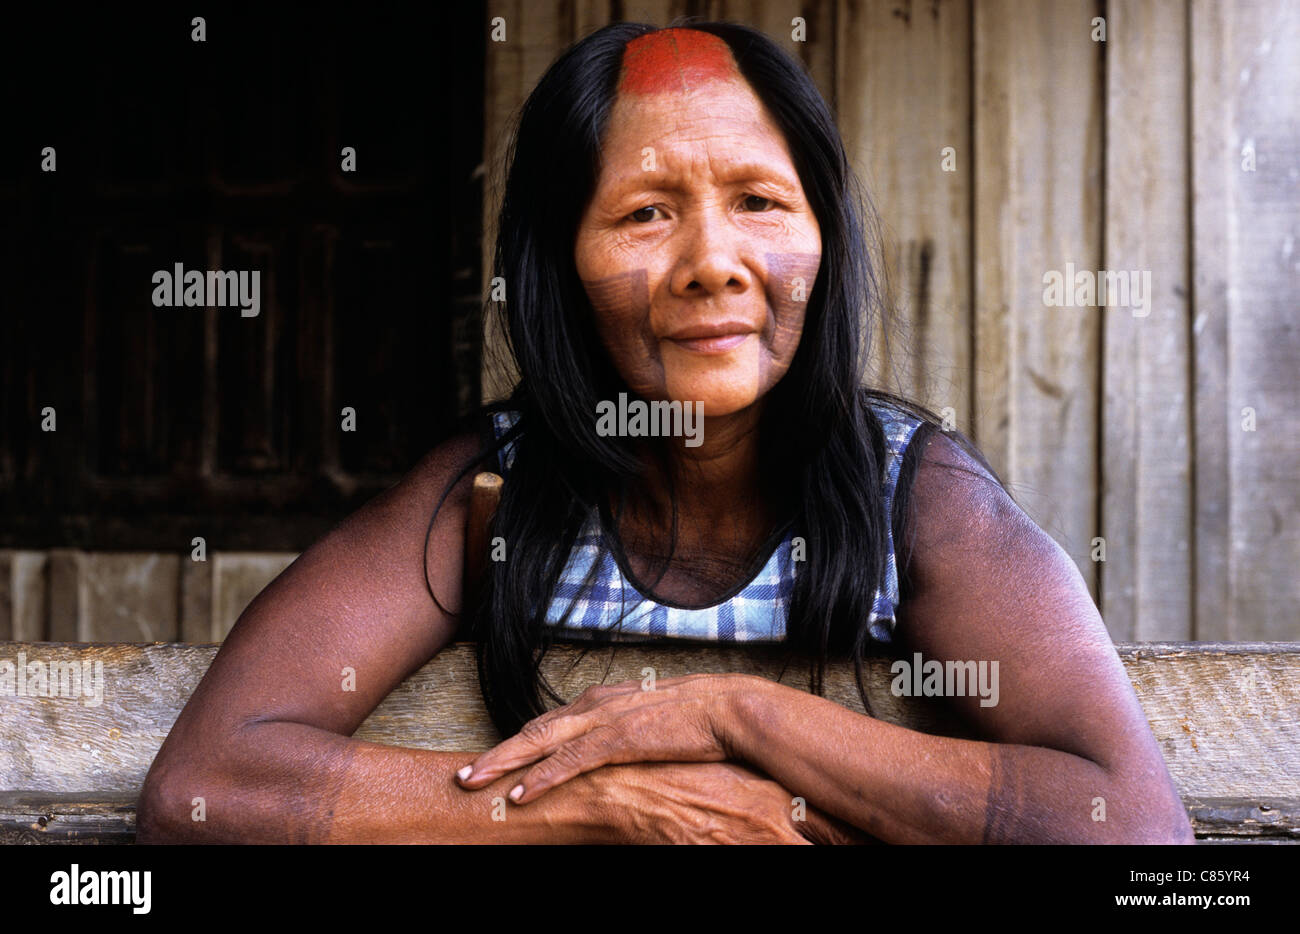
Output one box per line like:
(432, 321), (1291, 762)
(762, 251), (822, 386)
(581, 267), (663, 400)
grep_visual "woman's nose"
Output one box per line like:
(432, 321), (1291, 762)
(669, 206), (753, 298)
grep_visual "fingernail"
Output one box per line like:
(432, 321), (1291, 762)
(457, 765), (473, 781)
(509, 784), (524, 802)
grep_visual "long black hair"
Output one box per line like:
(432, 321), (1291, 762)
(424, 18), (1005, 737)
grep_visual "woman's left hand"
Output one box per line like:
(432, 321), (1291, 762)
(454, 672), (761, 804)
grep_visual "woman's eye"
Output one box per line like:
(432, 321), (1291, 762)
(629, 205), (659, 223)
(742, 195), (776, 212)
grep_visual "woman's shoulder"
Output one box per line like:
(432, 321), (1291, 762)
(408, 428), (488, 490)
(898, 425), (1038, 584)
(389, 428), (493, 542)
(863, 394), (1028, 591)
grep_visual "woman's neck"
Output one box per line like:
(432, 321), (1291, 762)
(619, 403), (778, 548)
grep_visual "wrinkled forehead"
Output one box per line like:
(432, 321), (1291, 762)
(618, 28), (742, 96)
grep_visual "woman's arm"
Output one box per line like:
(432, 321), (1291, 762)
(140, 734), (614, 844)
(135, 431), (834, 844)
(136, 432), (604, 843)
(722, 431), (1194, 843)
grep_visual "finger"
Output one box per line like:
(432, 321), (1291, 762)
(460, 680), (655, 786)
(797, 805), (870, 845)
(456, 713), (593, 787)
(506, 726), (625, 804)
(768, 823), (813, 845)
(605, 678), (651, 693)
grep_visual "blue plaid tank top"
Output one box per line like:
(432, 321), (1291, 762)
(491, 402), (924, 644)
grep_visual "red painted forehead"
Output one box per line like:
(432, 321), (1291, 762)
(618, 28), (740, 95)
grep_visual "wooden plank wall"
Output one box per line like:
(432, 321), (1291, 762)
(0, 550), (297, 643)
(2, 3), (1292, 645)
(478, 0), (1300, 643)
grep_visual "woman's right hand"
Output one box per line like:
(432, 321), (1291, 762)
(576, 760), (872, 844)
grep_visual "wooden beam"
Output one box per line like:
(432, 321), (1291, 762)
(0, 793), (138, 845)
(1, 640), (1298, 842)
(2, 640), (1298, 796)
(3, 791), (1296, 844)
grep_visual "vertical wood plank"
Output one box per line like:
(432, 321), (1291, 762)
(180, 556), (213, 643)
(1101, 0), (1193, 640)
(574, 0), (610, 40)
(1229, 0), (1300, 639)
(9, 552), (48, 642)
(480, 2), (580, 402)
(1191, 0), (1300, 640)
(46, 550), (84, 643)
(837, 0), (972, 428)
(1190, 0), (1230, 639)
(710, 1), (837, 124)
(45, 551), (182, 643)
(974, 0), (1104, 593)
(711, 1), (807, 50)
(78, 554), (180, 643)
(0, 553), (11, 641)
(794, 0), (838, 106)
(621, 1), (680, 25)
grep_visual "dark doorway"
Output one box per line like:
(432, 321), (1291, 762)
(1, 2), (487, 550)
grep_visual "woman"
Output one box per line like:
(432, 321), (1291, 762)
(137, 21), (1194, 844)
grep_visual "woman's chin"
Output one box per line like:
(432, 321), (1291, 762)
(662, 376), (764, 418)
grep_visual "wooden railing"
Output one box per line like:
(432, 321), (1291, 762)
(1, 640), (1297, 843)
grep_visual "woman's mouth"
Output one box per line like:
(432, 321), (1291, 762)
(664, 323), (755, 354)
(668, 333), (750, 353)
